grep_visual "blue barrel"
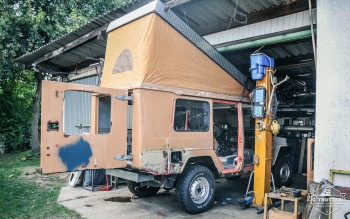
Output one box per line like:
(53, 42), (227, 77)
(250, 54), (274, 80)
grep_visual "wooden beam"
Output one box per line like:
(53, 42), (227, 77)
(195, 0), (316, 36)
(39, 62), (66, 71)
(33, 64), (70, 77)
(62, 58), (103, 73)
(25, 23), (109, 69)
(97, 30), (108, 42)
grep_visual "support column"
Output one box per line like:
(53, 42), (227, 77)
(253, 68), (273, 206)
(315, 0), (350, 218)
(315, 0), (350, 186)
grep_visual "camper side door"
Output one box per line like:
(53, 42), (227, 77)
(41, 81), (128, 174)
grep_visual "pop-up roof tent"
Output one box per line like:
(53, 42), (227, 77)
(101, 0), (255, 97)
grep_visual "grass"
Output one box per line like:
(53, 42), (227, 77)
(0, 151), (81, 219)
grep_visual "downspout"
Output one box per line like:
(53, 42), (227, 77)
(217, 29), (317, 53)
(309, 0), (317, 69)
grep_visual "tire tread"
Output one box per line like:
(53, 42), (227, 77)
(175, 165), (215, 214)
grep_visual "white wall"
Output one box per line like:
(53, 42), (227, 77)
(316, 0), (350, 217)
(315, 0), (350, 186)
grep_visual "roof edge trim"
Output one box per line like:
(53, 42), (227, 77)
(107, 1), (157, 33)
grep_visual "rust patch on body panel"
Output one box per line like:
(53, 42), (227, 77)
(141, 148), (224, 175)
(170, 162), (182, 174)
(141, 150), (168, 175)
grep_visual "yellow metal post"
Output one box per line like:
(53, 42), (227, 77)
(253, 67), (274, 206)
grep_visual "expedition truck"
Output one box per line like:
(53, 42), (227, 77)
(41, 1), (293, 214)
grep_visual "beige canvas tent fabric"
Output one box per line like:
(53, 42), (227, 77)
(102, 13), (248, 96)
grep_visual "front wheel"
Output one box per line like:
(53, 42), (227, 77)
(126, 181), (160, 198)
(272, 155), (292, 188)
(175, 165), (215, 214)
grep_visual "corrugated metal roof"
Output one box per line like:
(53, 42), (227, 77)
(204, 8), (316, 46)
(171, 0), (293, 27)
(16, 0), (316, 89)
(16, 0), (306, 68)
(16, 0), (153, 64)
(46, 39), (106, 67)
(224, 41), (314, 66)
(277, 65), (316, 76)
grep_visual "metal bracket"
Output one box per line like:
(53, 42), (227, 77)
(115, 154), (133, 161)
(116, 94), (133, 101)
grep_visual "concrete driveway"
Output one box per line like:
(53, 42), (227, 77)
(57, 175), (306, 219)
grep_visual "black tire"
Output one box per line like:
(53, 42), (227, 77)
(126, 181), (160, 198)
(225, 175), (242, 181)
(175, 165), (215, 214)
(272, 155), (292, 188)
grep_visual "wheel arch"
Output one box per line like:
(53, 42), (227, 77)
(182, 156), (219, 178)
(272, 145), (291, 166)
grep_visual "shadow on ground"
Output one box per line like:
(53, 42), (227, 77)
(58, 173), (307, 219)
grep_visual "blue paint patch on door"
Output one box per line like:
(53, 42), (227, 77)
(59, 137), (93, 171)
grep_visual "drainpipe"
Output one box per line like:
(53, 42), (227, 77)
(308, 0), (317, 69)
(217, 29), (317, 53)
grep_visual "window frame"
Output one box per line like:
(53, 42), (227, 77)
(63, 90), (112, 135)
(173, 98), (210, 132)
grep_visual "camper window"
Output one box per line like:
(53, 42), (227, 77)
(173, 99), (209, 132)
(63, 91), (111, 135)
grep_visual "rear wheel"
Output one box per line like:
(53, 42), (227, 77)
(126, 181), (160, 198)
(272, 155), (292, 188)
(175, 165), (215, 214)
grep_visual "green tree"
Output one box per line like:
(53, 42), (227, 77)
(0, 0), (125, 152)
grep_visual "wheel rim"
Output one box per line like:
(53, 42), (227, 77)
(279, 163), (291, 182)
(189, 177), (210, 204)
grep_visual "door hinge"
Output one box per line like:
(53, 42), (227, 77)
(116, 94), (133, 101)
(115, 154), (133, 161)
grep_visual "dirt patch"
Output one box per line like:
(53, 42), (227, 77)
(20, 166), (70, 187)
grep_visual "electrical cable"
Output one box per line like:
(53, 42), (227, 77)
(249, 52), (289, 129)
(212, 0), (247, 45)
(180, 5), (189, 26)
(233, 0), (247, 25)
(253, 45), (264, 54)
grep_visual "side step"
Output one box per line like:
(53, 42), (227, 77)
(106, 169), (154, 183)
